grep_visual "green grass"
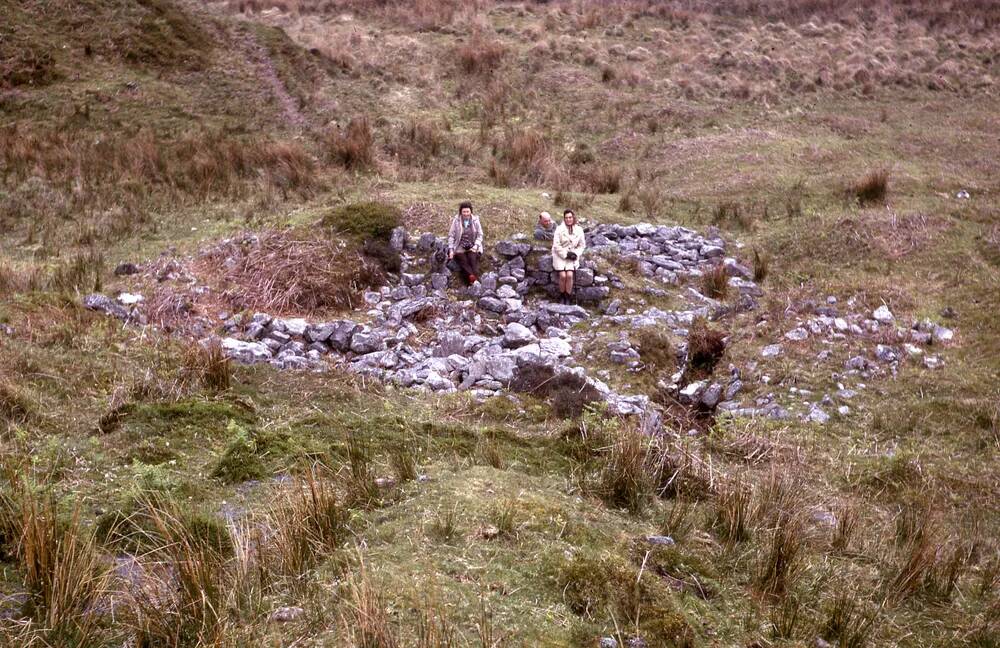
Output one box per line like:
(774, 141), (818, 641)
(0, 0), (998, 645)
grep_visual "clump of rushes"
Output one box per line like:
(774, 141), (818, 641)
(851, 168), (889, 205)
(701, 262), (729, 299)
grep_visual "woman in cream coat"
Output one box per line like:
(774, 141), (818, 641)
(551, 209), (586, 304)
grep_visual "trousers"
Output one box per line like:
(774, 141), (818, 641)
(453, 250), (480, 280)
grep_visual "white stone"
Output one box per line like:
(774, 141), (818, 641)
(761, 344), (783, 358)
(221, 337), (272, 364)
(117, 292), (143, 305)
(277, 318), (309, 337)
(872, 305), (895, 324)
(502, 322), (537, 348)
(678, 380), (708, 404)
(932, 325), (954, 344)
(539, 337), (572, 357)
(807, 406), (830, 424)
(785, 328), (809, 341)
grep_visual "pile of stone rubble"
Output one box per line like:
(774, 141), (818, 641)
(83, 218), (956, 426)
(208, 222), (737, 416)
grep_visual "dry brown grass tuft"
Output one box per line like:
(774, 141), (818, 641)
(755, 510), (806, 598)
(341, 557), (400, 648)
(687, 317), (726, 376)
(701, 263), (729, 299)
(711, 476), (754, 544)
(713, 201), (756, 230)
(489, 129), (562, 188)
(13, 492), (112, 640)
(0, 126), (317, 202)
(126, 503), (238, 646)
(201, 229), (387, 314)
(181, 340), (231, 393)
(585, 163), (623, 194)
(752, 247), (769, 283)
(597, 421), (658, 513)
(851, 168), (889, 206)
(328, 115), (376, 171)
(270, 467), (349, 576)
(456, 37), (506, 76)
(0, 379), (37, 426)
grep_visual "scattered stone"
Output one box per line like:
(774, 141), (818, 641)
(389, 226), (407, 251)
(350, 330), (385, 355)
(923, 355), (943, 369)
(270, 606), (304, 623)
(678, 380), (708, 404)
(785, 328), (809, 341)
(502, 323), (537, 349)
(114, 262), (140, 276)
(932, 325), (954, 344)
(700, 383), (723, 408)
(872, 305), (895, 324)
(761, 344), (783, 358)
(221, 337), (272, 364)
(807, 406), (830, 424)
(645, 535), (675, 546)
(875, 345), (898, 363)
(83, 293), (131, 321)
(845, 355), (870, 371)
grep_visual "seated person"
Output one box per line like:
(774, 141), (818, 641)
(447, 201), (483, 284)
(534, 211), (555, 241)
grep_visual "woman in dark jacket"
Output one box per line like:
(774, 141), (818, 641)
(447, 201), (484, 284)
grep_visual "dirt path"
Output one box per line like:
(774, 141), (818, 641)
(239, 30), (308, 132)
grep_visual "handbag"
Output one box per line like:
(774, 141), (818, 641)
(565, 251), (577, 261)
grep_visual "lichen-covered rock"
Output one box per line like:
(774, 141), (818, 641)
(221, 337), (273, 364)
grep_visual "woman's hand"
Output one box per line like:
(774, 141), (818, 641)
(447, 251), (454, 260)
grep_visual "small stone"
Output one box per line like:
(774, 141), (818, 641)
(923, 355), (943, 370)
(932, 325), (954, 344)
(502, 323), (537, 348)
(700, 383), (723, 408)
(350, 330), (385, 355)
(645, 535), (675, 546)
(761, 344), (783, 358)
(277, 318), (309, 337)
(389, 226), (407, 251)
(838, 406), (850, 416)
(807, 406), (830, 424)
(113, 262), (140, 276)
(478, 297), (507, 313)
(679, 380), (708, 404)
(875, 345), (898, 363)
(425, 370), (455, 391)
(785, 328), (809, 341)
(417, 232), (436, 251)
(270, 606), (304, 623)
(497, 284), (518, 300)
(82, 293), (130, 321)
(599, 639), (618, 648)
(539, 337), (572, 357)
(221, 338), (273, 364)
(845, 355), (869, 371)
(872, 305), (895, 324)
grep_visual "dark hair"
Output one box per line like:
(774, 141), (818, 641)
(459, 201), (473, 213)
(563, 209), (575, 217)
